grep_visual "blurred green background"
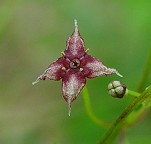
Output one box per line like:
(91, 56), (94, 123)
(0, 0), (151, 144)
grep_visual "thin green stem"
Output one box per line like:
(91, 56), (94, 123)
(137, 49), (151, 92)
(127, 89), (141, 97)
(98, 86), (151, 144)
(82, 86), (110, 129)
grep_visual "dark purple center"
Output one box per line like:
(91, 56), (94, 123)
(69, 58), (80, 69)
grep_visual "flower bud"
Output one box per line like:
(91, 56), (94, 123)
(108, 81), (126, 98)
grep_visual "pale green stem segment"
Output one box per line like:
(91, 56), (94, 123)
(98, 86), (151, 144)
(127, 89), (141, 97)
(82, 86), (110, 129)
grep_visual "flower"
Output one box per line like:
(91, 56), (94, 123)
(33, 19), (122, 115)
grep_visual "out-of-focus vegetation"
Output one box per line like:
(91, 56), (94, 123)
(0, 0), (151, 144)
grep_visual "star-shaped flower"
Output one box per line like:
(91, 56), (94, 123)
(33, 20), (122, 115)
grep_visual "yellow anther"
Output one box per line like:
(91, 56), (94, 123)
(85, 48), (90, 53)
(61, 51), (65, 56)
(80, 68), (83, 71)
(61, 67), (66, 71)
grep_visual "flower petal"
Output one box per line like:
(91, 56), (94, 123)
(32, 57), (65, 84)
(62, 71), (86, 109)
(82, 55), (122, 78)
(64, 20), (86, 59)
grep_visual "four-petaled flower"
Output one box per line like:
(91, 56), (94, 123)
(33, 20), (122, 115)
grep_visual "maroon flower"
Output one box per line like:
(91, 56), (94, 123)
(33, 20), (122, 115)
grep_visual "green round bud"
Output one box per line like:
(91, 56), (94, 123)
(108, 81), (126, 98)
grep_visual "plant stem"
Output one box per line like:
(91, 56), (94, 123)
(82, 86), (110, 129)
(98, 86), (151, 144)
(128, 89), (140, 97)
(137, 49), (151, 92)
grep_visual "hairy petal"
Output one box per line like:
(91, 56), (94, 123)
(82, 55), (122, 78)
(62, 72), (86, 108)
(64, 20), (86, 59)
(32, 57), (65, 85)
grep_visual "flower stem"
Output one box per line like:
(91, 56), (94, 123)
(82, 86), (110, 128)
(98, 85), (151, 144)
(127, 89), (141, 97)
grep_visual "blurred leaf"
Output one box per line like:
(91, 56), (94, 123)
(0, 5), (13, 37)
